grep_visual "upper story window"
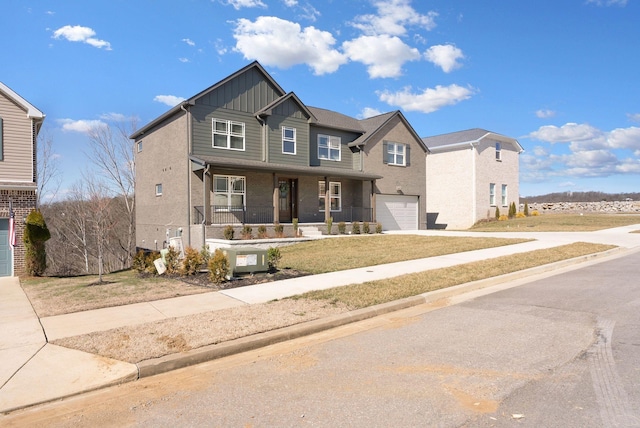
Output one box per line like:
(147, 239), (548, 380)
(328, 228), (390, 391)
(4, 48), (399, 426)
(213, 118), (245, 151)
(155, 183), (163, 196)
(501, 184), (508, 206)
(385, 142), (406, 166)
(282, 126), (296, 155)
(318, 181), (342, 212)
(489, 183), (496, 206)
(136, 141), (143, 153)
(214, 175), (245, 210)
(495, 142), (502, 161)
(318, 134), (341, 161)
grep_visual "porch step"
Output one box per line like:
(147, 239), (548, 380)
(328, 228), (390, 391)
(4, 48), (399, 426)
(298, 226), (323, 237)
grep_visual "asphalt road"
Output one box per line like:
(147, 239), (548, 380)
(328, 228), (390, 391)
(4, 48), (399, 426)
(4, 250), (640, 427)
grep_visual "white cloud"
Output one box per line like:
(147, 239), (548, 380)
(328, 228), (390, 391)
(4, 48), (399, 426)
(283, 0), (297, 6)
(154, 95), (186, 106)
(99, 112), (128, 122)
(343, 35), (421, 78)
(608, 126), (640, 151)
(359, 107), (383, 119)
(627, 113), (640, 122)
(528, 123), (604, 143)
(179, 57), (190, 63)
(586, 0), (627, 6)
(182, 38), (195, 46)
(225, 0), (266, 10)
(424, 44), (464, 73)
(233, 16), (346, 75)
(535, 109), (556, 119)
(52, 25), (112, 50)
(378, 84), (475, 113)
(351, 0), (438, 36)
(58, 119), (107, 133)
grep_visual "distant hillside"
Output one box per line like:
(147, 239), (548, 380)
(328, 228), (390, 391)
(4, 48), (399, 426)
(522, 191), (640, 203)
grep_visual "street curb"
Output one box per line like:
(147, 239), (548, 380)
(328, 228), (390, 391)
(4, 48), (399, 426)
(136, 245), (630, 379)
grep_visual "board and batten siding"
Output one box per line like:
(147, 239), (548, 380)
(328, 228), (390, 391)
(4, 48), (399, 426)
(0, 94), (34, 183)
(308, 126), (359, 170)
(266, 99), (310, 166)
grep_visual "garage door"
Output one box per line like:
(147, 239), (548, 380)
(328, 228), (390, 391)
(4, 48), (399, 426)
(0, 219), (11, 277)
(376, 194), (419, 230)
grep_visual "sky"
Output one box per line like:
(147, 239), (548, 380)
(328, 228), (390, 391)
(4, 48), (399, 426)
(2, 0), (639, 199)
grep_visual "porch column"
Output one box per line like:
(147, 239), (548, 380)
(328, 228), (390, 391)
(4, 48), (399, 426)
(371, 179), (377, 222)
(273, 173), (280, 224)
(324, 176), (331, 223)
(203, 167), (211, 225)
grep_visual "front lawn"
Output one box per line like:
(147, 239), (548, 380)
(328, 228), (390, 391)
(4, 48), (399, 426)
(470, 214), (640, 232)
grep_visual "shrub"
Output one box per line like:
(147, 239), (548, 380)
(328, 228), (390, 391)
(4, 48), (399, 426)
(516, 212), (526, 218)
(509, 202), (517, 219)
(524, 202), (530, 217)
(200, 245), (211, 266)
(23, 209), (51, 276)
(362, 221), (370, 234)
(257, 225), (268, 239)
(145, 252), (160, 274)
(274, 223), (284, 238)
(223, 225), (234, 240)
(375, 223), (383, 234)
(164, 246), (181, 274)
(208, 249), (230, 283)
(292, 218), (299, 237)
(531, 210), (540, 216)
(241, 225), (253, 240)
(181, 246), (203, 276)
(267, 247), (282, 271)
(495, 207), (501, 220)
(338, 222), (346, 234)
(352, 221), (361, 234)
(132, 250), (148, 273)
(498, 214), (509, 221)
(326, 217), (333, 235)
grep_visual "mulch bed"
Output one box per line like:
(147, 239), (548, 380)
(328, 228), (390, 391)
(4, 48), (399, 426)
(170, 268), (311, 290)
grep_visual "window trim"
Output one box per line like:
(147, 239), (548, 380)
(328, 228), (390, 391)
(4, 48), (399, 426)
(489, 183), (496, 206)
(496, 142), (502, 161)
(136, 141), (142, 153)
(386, 141), (406, 166)
(282, 126), (296, 155)
(317, 134), (341, 161)
(155, 183), (163, 196)
(212, 118), (245, 151)
(213, 175), (246, 211)
(318, 181), (342, 212)
(501, 184), (508, 207)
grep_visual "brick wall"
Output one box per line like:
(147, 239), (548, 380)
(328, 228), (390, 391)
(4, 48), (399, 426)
(0, 189), (37, 276)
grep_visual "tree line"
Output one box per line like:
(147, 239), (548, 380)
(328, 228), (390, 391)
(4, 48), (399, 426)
(522, 191), (639, 203)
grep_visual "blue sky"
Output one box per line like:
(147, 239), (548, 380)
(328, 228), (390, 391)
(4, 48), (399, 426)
(3, 0), (639, 199)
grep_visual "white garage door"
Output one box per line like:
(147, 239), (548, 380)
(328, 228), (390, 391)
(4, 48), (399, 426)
(376, 194), (419, 230)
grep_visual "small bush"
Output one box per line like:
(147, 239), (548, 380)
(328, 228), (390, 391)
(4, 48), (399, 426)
(516, 212), (526, 218)
(338, 222), (346, 234)
(509, 202), (517, 219)
(200, 246), (211, 266)
(352, 221), (361, 234)
(208, 249), (230, 283)
(132, 250), (148, 273)
(376, 223), (383, 234)
(257, 225), (268, 238)
(531, 210), (540, 216)
(181, 246), (203, 276)
(293, 218), (299, 236)
(524, 202), (530, 217)
(23, 209), (51, 276)
(495, 207), (500, 220)
(145, 252), (160, 274)
(223, 225), (234, 240)
(326, 217), (333, 235)
(241, 225), (253, 240)
(362, 221), (370, 234)
(164, 246), (181, 274)
(274, 223), (284, 238)
(267, 247), (282, 271)
(498, 214), (509, 221)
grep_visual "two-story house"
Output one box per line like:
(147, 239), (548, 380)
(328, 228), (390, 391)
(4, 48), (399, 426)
(423, 128), (523, 230)
(0, 83), (45, 277)
(132, 61), (428, 251)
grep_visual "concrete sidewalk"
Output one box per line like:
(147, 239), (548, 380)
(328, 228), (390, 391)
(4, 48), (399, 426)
(1, 225), (639, 414)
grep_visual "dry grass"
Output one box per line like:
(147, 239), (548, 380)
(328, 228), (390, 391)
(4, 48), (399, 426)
(280, 235), (530, 274)
(297, 242), (615, 309)
(470, 214), (640, 232)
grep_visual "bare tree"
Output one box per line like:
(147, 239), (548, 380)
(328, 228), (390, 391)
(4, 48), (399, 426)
(36, 125), (62, 205)
(86, 117), (137, 268)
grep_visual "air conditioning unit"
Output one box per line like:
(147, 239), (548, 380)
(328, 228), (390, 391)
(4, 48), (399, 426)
(223, 247), (269, 275)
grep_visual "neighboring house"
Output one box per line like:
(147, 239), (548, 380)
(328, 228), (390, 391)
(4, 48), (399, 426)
(132, 61), (428, 251)
(0, 82), (45, 277)
(423, 128), (523, 230)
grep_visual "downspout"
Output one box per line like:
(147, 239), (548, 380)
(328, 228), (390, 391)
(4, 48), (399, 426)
(256, 115), (268, 162)
(470, 142), (476, 225)
(202, 164), (210, 248)
(181, 103), (192, 246)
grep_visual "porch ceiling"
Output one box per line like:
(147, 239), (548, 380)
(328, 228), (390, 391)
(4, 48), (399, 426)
(190, 155), (382, 180)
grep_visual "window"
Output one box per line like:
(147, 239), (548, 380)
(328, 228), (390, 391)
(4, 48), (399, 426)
(318, 134), (341, 161)
(318, 181), (342, 212)
(385, 142), (406, 166)
(155, 183), (162, 196)
(137, 141), (142, 153)
(489, 183), (496, 206)
(214, 175), (245, 210)
(212, 118), (245, 150)
(502, 184), (508, 206)
(496, 142), (502, 161)
(282, 126), (296, 154)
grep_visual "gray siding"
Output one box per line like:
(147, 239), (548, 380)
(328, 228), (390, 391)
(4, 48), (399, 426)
(0, 94), (34, 184)
(267, 103), (310, 166)
(309, 125), (359, 170)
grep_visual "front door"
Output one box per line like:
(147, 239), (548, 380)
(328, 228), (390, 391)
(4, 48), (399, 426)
(278, 178), (298, 223)
(0, 219), (11, 276)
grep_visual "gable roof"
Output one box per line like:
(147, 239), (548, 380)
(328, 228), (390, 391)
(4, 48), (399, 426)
(0, 82), (45, 119)
(351, 111), (429, 153)
(422, 128), (523, 153)
(257, 92), (317, 123)
(131, 61), (285, 139)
